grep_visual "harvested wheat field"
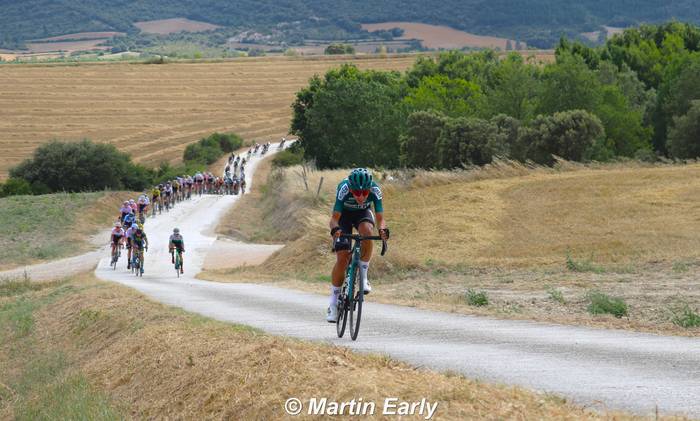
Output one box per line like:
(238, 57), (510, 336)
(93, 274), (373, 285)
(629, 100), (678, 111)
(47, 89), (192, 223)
(362, 22), (523, 50)
(32, 32), (125, 42)
(23, 39), (110, 53)
(134, 18), (220, 34)
(0, 55), (415, 179)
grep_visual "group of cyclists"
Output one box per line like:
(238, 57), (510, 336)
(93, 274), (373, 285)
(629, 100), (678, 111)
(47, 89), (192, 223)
(107, 145), (262, 276)
(110, 197), (185, 275)
(111, 136), (391, 325)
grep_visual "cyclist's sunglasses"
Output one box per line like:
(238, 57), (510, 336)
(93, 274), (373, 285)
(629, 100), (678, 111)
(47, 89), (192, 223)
(350, 189), (370, 197)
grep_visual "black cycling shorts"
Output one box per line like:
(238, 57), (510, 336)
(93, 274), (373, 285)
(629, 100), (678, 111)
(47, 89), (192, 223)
(333, 208), (375, 252)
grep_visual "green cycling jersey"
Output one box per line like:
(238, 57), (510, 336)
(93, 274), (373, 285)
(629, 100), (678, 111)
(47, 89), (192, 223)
(333, 179), (384, 213)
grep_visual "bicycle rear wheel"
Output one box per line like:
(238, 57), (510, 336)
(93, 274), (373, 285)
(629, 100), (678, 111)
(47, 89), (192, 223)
(348, 269), (363, 341)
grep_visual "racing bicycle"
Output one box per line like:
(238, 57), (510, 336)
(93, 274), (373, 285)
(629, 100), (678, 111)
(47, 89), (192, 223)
(171, 249), (184, 277)
(336, 234), (387, 341)
(110, 244), (122, 270)
(131, 247), (146, 276)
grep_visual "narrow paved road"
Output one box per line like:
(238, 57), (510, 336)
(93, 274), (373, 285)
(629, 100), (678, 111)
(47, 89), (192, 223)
(6, 144), (698, 418)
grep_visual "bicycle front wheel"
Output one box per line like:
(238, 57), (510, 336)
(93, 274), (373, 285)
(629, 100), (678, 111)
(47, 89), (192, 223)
(348, 270), (363, 341)
(336, 294), (348, 338)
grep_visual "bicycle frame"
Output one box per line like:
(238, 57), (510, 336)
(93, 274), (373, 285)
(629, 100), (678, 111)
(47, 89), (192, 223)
(336, 234), (387, 341)
(344, 240), (362, 300)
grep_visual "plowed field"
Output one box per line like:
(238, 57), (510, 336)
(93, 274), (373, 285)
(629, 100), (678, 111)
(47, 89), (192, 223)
(0, 55), (415, 178)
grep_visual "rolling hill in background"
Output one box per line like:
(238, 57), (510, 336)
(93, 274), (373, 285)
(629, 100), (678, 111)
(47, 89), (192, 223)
(2, 0), (700, 49)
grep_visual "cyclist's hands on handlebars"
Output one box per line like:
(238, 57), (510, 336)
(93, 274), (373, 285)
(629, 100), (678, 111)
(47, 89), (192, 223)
(379, 227), (390, 240)
(330, 226), (342, 238)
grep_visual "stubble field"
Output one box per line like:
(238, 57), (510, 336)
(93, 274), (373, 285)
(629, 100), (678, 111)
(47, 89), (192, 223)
(0, 55), (416, 179)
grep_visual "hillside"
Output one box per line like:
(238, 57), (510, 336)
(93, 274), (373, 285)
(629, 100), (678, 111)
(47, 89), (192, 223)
(3, 0), (700, 50)
(209, 161), (700, 336)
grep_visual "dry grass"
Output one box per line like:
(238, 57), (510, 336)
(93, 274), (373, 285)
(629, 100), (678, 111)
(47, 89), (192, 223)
(0, 55), (416, 180)
(133, 18), (220, 35)
(0, 273), (668, 420)
(361, 22), (523, 50)
(384, 163), (700, 268)
(203, 161), (700, 335)
(230, 160), (700, 270)
(216, 154), (281, 242)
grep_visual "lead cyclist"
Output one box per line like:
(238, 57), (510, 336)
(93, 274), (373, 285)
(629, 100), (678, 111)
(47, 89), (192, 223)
(326, 168), (389, 323)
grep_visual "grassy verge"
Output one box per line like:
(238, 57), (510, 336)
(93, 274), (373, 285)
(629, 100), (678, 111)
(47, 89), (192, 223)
(0, 278), (124, 420)
(0, 274), (664, 420)
(203, 161), (700, 336)
(0, 191), (136, 270)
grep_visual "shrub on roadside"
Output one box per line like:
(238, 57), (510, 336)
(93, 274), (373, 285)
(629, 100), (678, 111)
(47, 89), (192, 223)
(272, 148), (304, 167)
(518, 110), (605, 165)
(545, 286), (566, 304)
(586, 291), (628, 318)
(670, 304), (700, 328)
(0, 178), (33, 197)
(183, 132), (243, 165)
(465, 289), (489, 306)
(10, 140), (151, 193)
(565, 253), (605, 273)
(152, 161), (206, 185)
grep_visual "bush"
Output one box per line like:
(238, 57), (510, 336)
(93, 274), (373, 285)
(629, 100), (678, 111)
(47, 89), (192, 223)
(438, 117), (507, 167)
(9, 140), (151, 192)
(324, 44), (355, 55)
(465, 289), (489, 306)
(546, 286), (566, 304)
(152, 161), (206, 185)
(183, 132), (243, 165)
(565, 252), (605, 273)
(400, 110), (447, 168)
(518, 110), (605, 165)
(586, 291), (628, 318)
(0, 178), (33, 197)
(634, 148), (657, 162)
(272, 148), (304, 167)
(667, 100), (700, 159)
(670, 304), (700, 328)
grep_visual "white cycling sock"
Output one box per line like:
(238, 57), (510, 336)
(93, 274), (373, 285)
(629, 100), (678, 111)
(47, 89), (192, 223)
(360, 261), (370, 282)
(329, 286), (341, 306)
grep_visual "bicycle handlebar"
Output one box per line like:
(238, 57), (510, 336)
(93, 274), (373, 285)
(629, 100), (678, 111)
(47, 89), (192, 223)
(338, 234), (389, 256)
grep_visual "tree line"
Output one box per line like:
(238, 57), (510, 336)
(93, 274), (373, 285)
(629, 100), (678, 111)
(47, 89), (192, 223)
(291, 23), (700, 169)
(0, 133), (242, 197)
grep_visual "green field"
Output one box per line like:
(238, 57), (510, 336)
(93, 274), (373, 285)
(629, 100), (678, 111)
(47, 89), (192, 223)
(0, 192), (127, 269)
